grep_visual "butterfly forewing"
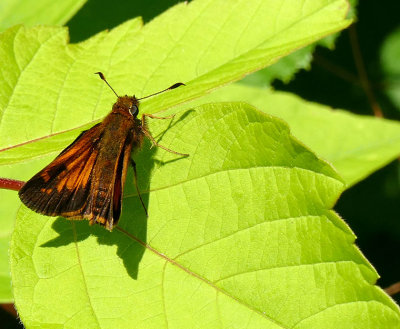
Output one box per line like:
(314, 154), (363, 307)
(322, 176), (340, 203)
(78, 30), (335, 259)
(19, 119), (134, 230)
(19, 124), (102, 215)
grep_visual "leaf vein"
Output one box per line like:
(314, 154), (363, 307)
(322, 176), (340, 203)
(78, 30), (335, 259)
(0, 29), (65, 128)
(213, 259), (369, 284)
(116, 226), (284, 326)
(174, 214), (321, 259)
(293, 299), (400, 328)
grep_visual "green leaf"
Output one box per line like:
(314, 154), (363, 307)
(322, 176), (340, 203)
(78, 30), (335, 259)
(0, 156), (53, 302)
(240, 45), (315, 86)
(5, 0), (392, 325)
(0, 0), (352, 305)
(0, 192), (15, 302)
(0, 0), (351, 158)
(178, 84), (400, 188)
(0, 0), (87, 32)
(11, 103), (400, 328)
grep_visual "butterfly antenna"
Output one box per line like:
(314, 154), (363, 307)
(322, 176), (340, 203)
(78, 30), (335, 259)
(138, 82), (185, 100)
(95, 72), (119, 97)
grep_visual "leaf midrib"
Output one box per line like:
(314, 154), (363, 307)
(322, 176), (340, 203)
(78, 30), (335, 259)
(115, 226), (288, 328)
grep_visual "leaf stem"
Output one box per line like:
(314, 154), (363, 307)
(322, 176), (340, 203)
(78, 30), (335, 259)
(0, 178), (24, 191)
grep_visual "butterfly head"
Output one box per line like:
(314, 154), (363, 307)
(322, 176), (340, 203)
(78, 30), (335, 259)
(114, 96), (140, 117)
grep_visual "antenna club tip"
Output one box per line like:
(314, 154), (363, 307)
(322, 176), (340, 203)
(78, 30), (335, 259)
(171, 82), (185, 89)
(94, 72), (106, 80)
(95, 72), (119, 97)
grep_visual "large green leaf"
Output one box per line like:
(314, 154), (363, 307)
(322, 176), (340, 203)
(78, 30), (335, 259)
(0, 0), (86, 32)
(11, 102), (400, 328)
(0, 0), (351, 156)
(0, 0), (351, 303)
(178, 84), (400, 187)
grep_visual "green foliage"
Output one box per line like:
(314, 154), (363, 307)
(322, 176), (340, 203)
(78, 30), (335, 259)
(0, 0), (399, 328)
(0, 0), (86, 32)
(180, 84), (400, 187)
(240, 0), (359, 86)
(240, 46), (315, 86)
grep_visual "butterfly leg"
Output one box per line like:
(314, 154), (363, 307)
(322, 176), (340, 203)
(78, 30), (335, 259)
(141, 127), (189, 156)
(140, 116), (188, 156)
(130, 159), (148, 217)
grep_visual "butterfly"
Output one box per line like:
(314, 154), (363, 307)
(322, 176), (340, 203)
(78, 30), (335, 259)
(19, 72), (187, 231)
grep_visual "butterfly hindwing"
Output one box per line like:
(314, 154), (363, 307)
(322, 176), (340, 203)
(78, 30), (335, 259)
(78, 127), (134, 229)
(111, 131), (134, 226)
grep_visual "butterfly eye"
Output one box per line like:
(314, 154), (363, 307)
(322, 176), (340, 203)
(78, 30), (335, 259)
(129, 104), (138, 116)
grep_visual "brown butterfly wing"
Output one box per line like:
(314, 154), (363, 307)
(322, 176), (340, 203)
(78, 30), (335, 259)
(19, 120), (136, 231)
(19, 123), (104, 217)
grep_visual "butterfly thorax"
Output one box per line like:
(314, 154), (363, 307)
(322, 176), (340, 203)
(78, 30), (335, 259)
(101, 98), (144, 151)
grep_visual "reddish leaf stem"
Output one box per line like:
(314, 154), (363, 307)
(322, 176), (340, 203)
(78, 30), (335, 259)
(349, 24), (383, 117)
(0, 178), (25, 191)
(384, 281), (400, 296)
(1, 303), (18, 317)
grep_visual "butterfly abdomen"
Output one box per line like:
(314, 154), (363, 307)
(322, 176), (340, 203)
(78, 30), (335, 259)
(88, 187), (111, 225)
